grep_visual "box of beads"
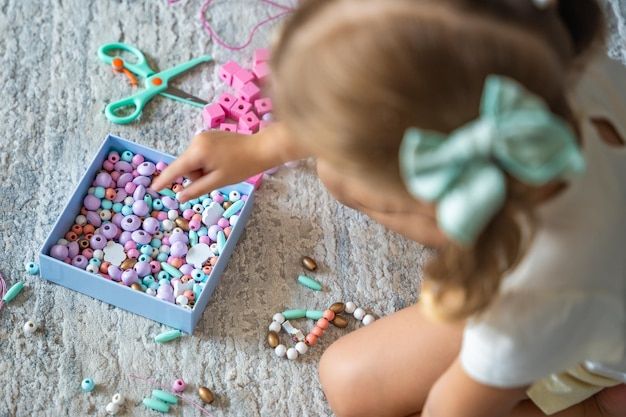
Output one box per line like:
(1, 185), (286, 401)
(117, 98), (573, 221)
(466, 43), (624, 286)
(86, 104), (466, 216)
(38, 134), (255, 333)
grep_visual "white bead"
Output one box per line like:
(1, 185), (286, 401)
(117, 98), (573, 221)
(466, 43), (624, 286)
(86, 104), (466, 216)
(92, 249), (105, 260)
(99, 210), (112, 221)
(85, 264), (99, 274)
(105, 402), (120, 415)
(162, 219), (175, 231)
(176, 295), (189, 305)
(275, 344), (287, 357)
(23, 321), (37, 335)
(182, 178), (192, 187)
(229, 215), (239, 226)
(146, 288), (156, 296)
(111, 393), (124, 404)
(344, 302), (356, 314)
(159, 245), (171, 254)
(167, 210), (179, 221)
(228, 191), (241, 202)
(172, 227), (184, 235)
(268, 321), (282, 333)
(295, 341), (308, 355)
(353, 307), (366, 321)
(123, 196), (135, 206)
(272, 313), (285, 324)
(362, 314), (375, 326)
(75, 214), (87, 226)
(286, 348), (299, 360)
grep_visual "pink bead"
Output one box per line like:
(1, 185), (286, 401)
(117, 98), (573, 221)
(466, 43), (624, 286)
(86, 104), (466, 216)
(253, 48), (270, 64)
(305, 334), (318, 346)
(132, 154), (144, 165)
(232, 68), (254, 91)
(150, 261), (161, 273)
(246, 173), (264, 190)
(155, 211), (168, 221)
(311, 326), (324, 337)
(237, 82), (261, 103)
(172, 379), (186, 392)
(182, 208), (196, 220)
(254, 98), (272, 115)
(217, 218), (230, 228)
(323, 309), (336, 321)
(217, 92), (237, 115)
(189, 218), (201, 231)
(156, 161), (168, 172)
(199, 235), (212, 245)
(317, 318), (330, 330)
(238, 111), (260, 132)
(126, 248), (139, 259)
(124, 182), (137, 194)
(202, 103), (226, 128)
(229, 99), (252, 121)
(81, 248), (94, 259)
(219, 123), (237, 132)
(252, 61), (271, 85)
(219, 61), (242, 86)
(102, 160), (115, 172)
(110, 171), (121, 182)
(107, 151), (120, 163)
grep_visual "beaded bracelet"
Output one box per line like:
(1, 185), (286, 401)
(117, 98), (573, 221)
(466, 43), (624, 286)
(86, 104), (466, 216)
(267, 301), (376, 360)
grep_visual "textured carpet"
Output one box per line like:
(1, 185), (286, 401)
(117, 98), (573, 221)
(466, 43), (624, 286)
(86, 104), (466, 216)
(0, 1), (624, 416)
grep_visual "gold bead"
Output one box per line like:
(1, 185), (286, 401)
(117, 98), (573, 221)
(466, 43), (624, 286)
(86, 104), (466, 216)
(120, 258), (137, 270)
(175, 218), (190, 231)
(198, 386), (214, 404)
(329, 302), (345, 314)
(301, 256), (318, 271)
(331, 315), (349, 328)
(267, 331), (279, 348)
(131, 283), (142, 291)
(222, 201), (232, 210)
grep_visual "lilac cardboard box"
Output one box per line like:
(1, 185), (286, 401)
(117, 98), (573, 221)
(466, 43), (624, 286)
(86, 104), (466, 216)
(38, 134), (255, 333)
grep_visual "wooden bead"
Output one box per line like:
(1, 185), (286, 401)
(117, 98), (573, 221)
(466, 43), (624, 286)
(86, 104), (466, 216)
(198, 386), (214, 404)
(331, 315), (349, 328)
(131, 283), (143, 291)
(301, 256), (317, 271)
(267, 331), (279, 348)
(121, 258), (137, 270)
(175, 218), (190, 231)
(329, 302), (345, 314)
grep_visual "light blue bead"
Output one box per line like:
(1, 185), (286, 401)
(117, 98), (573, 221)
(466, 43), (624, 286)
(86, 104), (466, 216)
(152, 199), (164, 210)
(138, 253), (151, 263)
(223, 199), (244, 219)
(217, 230), (226, 254)
(100, 199), (113, 210)
(157, 272), (171, 281)
(143, 276), (156, 285)
(81, 378), (95, 392)
(144, 194), (153, 211)
(120, 150), (134, 162)
(179, 202), (191, 211)
(191, 269), (205, 281)
(158, 278), (171, 286)
(188, 197), (200, 205)
(25, 262), (39, 275)
(88, 258), (101, 267)
(189, 230), (198, 246)
(149, 282), (160, 290)
(139, 245), (153, 255)
(94, 186), (105, 199)
(150, 238), (162, 248)
(197, 227), (208, 236)
(121, 205), (133, 216)
(193, 283), (202, 298)
(156, 252), (168, 262)
(112, 202), (123, 213)
(158, 188), (176, 198)
(199, 193), (210, 201)
(160, 262), (183, 278)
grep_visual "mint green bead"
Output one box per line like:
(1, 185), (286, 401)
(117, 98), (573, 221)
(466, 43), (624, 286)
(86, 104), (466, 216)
(120, 150), (134, 162)
(94, 186), (105, 199)
(158, 188), (176, 198)
(143, 397), (170, 413)
(100, 199), (113, 210)
(305, 310), (324, 320)
(144, 194), (153, 211)
(154, 329), (182, 343)
(152, 389), (179, 404)
(112, 202), (123, 213)
(282, 309), (307, 320)
(160, 262), (183, 278)
(223, 199), (244, 218)
(189, 229), (199, 246)
(3, 281), (23, 302)
(217, 230), (226, 254)
(297, 275), (323, 291)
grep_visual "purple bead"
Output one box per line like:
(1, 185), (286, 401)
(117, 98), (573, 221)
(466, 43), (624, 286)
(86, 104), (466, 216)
(169, 241), (188, 258)
(108, 264), (123, 281)
(142, 217), (160, 234)
(161, 196), (179, 210)
(89, 234), (107, 250)
(114, 160), (133, 174)
(156, 161), (168, 171)
(133, 175), (151, 187)
(133, 185), (146, 201)
(86, 211), (102, 228)
(132, 200), (149, 217)
(133, 261), (152, 277)
(121, 269), (139, 285)
(83, 195), (101, 211)
(136, 161), (156, 176)
(112, 188), (128, 203)
(116, 172), (134, 188)
(111, 212), (125, 228)
(146, 188), (159, 199)
(179, 263), (194, 276)
(100, 223), (119, 240)
(199, 235), (211, 245)
(68, 241), (80, 258)
(118, 231), (132, 245)
(217, 218), (230, 228)
(169, 231), (189, 244)
(121, 215), (141, 231)
(132, 154), (144, 165)
(95, 172), (113, 188)
(71, 255), (88, 269)
(50, 244), (69, 260)
(131, 230), (152, 245)
(157, 292), (174, 303)
(208, 225), (223, 241)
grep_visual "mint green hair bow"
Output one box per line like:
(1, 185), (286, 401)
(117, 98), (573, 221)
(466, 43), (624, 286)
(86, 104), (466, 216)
(399, 75), (585, 245)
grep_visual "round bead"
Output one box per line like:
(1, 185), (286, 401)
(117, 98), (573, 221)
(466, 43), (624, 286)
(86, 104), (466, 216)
(286, 348), (299, 360)
(305, 333), (318, 346)
(25, 262), (39, 275)
(295, 341), (308, 355)
(268, 321), (281, 333)
(362, 314), (375, 326)
(322, 309), (335, 321)
(172, 379), (186, 392)
(274, 344), (287, 357)
(81, 378), (95, 392)
(23, 320), (37, 335)
(105, 402), (119, 415)
(198, 386), (214, 404)
(311, 326), (324, 337)
(111, 393), (124, 405)
(353, 307), (366, 321)
(272, 313), (285, 324)
(344, 301), (357, 314)
(86, 264), (99, 274)
(316, 318), (330, 330)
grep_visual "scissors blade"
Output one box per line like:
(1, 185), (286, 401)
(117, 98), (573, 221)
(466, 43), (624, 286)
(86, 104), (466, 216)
(160, 87), (208, 107)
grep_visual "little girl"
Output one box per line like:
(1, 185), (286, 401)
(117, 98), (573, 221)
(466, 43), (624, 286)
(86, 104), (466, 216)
(152, 0), (626, 415)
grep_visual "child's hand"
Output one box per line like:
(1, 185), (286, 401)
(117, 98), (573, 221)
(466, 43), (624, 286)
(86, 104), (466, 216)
(151, 130), (269, 202)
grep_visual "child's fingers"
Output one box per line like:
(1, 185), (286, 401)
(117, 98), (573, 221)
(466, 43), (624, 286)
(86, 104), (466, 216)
(151, 155), (198, 191)
(176, 171), (223, 203)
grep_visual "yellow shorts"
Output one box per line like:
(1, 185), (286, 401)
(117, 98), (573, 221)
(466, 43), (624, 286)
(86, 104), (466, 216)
(527, 364), (621, 415)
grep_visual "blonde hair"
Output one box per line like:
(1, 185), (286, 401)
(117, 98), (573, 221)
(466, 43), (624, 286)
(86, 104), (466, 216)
(271, 0), (605, 320)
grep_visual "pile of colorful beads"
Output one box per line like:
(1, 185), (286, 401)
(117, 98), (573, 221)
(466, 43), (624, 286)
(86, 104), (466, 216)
(47, 148), (249, 309)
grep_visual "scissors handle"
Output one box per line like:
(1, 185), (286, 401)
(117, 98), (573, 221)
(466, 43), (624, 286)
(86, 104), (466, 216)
(105, 87), (165, 124)
(97, 42), (155, 78)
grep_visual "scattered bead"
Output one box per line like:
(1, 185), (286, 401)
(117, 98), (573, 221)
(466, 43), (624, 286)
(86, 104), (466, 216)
(152, 389), (179, 404)
(172, 379), (186, 392)
(23, 320), (37, 335)
(81, 378), (95, 392)
(297, 275), (323, 291)
(154, 329), (182, 343)
(198, 386), (215, 404)
(301, 256), (317, 271)
(111, 393), (124, 405)
(105, 402), (119, 415)
(3, 281), (24, 303)
(142, 397), (170, 413)
(24, 262), (39, 275)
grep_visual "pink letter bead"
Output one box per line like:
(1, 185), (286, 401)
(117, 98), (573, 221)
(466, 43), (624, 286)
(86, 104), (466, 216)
(238, 111), (260, 132)
(219, 61), (242, 86)
(219, 123), (237, 132)
(237, 82), (261, 103)
(202, 103), (226, 128)
(229, 99), (252, 121)
(253, 48), (270, 64)
(254, 98), (272, 116)
(217, 92), (237, 115)
(232, 68), (254, 91)
(252, 61), (271, 85)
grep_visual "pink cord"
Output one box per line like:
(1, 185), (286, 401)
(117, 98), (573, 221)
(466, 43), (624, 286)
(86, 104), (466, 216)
(128, 374), (215, 416)
(0, 272), (6, 312)
(199, 0), (295, 51)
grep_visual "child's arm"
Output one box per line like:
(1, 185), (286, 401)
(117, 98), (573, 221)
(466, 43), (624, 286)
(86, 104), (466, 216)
(423, 358), (528, 417)
(151, 122), (308, 202)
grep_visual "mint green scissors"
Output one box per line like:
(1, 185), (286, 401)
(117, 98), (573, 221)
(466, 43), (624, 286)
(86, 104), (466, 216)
(98, 43), (212, 124)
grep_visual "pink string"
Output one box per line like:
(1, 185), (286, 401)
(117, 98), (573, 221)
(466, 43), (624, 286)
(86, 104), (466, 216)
(128, 374), (215, 416)
(0, 273), (6, 312)
(199, 0), (295, 51)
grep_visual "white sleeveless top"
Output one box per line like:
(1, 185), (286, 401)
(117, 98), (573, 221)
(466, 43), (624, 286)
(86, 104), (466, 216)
(459, 51), (626, 388)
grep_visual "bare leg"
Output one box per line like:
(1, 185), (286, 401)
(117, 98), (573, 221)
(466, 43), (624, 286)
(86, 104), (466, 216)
(318, 303), (463, 417)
